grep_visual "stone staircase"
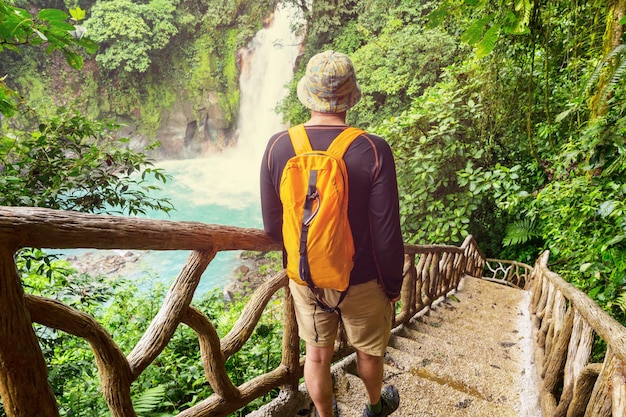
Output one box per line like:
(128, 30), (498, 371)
(300, 277), (543, 417)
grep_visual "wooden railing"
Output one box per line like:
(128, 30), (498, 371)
(0, 207), (485, 417)
(483, 258), (533, 289)
(3, 206), (624, 416)
(530, 251), (626, 417)
(395, 235), (485, 324)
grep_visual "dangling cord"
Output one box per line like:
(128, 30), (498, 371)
(313, 303), (319, 343)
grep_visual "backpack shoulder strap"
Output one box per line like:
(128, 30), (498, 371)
(326, 127), (365, 158)
(287, 124), (313, 155)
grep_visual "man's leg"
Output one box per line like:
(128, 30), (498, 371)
(355, 349), (384, 405)
(304, 343), (335, 417)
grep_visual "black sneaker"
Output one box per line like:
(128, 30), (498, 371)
(362, 385), (400, 417)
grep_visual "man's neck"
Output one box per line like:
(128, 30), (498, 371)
(304, 111), (347, 126)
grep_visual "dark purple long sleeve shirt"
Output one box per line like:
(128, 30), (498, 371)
(260, 125), (404, 299)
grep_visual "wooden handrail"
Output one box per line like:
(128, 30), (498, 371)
(2, 206), (625, 416)
(484, 258), (533, 289)
(0, 206), (276, 252)
(530, 250), (626, 417)
(0, 206), (484, 416)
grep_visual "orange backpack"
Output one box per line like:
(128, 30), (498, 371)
(280, 124), (364, 293)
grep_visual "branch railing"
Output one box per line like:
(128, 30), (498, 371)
(483, 258), (533, 289)
(3, 206), (626, 416)
(0, 206), (486, 417)
(482, 254), (626, 416)
(530, 251), (626, 417)
(395, 235), (485, 324)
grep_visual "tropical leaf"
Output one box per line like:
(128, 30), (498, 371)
(601, 234), (626, 251)
(36, 9), (69, 22)
(425, 4), (449, 29)
(597, 200), (617, 217)
(514, 0), (532, 24)
(603, 149), (626, 176)
(611, 291), (626, 314)
(476, 24), (500, 58)
(586, 44), (626, 96)
(133, 384), (166, 415)
(461, 14), (494, 45)
(608, 53), (626, 91)
(69, 7), (86, 22)
(503, 218), (537, 246)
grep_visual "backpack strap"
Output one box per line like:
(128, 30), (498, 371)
(287, 124), (365, 156)
(288, 124), (313, 155)
(326, 127), (365, 157)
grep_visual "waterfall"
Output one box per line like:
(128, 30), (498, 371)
(157, 2), (303, 210)
(63, 3), (305, 294)
(126, 2), (305, 291)
(236, 3), (304, 159)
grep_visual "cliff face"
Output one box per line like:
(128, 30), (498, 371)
(90, 44), (245, 161)
(119, 90), (237, 161)
(1, 0), (281, 161)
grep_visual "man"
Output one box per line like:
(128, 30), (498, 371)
(260, 50), (404, 417)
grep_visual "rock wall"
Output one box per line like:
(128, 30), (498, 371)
(119, 90), (238, 161)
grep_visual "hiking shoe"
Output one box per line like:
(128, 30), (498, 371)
(362, 385), (400, 417)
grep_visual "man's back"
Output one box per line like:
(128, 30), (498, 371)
(260, 124), (404, 299)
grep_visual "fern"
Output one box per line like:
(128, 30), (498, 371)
(611, 291), (626, 315)
(586, 44), (626, 98)
(604, 152), (626, 175)
(133, 384), (167, 415)
(503, 218), (538, 246)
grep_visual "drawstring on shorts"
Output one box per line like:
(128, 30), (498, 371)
(310, 289), (347, 343)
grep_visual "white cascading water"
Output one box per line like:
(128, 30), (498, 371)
(138, 3), (305, 292)
(236, 3), (304, 162)
(157, 2), (304, 212)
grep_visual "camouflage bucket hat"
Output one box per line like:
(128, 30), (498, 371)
(297, 50), (361, 113)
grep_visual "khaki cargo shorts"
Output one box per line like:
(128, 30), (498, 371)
(289, 279), (393, 357)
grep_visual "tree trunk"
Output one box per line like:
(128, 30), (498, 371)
(590, 0), (626, 117)
(0, 247), (59, 416)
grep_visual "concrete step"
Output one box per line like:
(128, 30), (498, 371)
(329, 278), (541, 417)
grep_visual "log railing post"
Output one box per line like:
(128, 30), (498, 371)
(529, 251), (626, 417)
(0, 246), (59, 417)
(128, 249), (216, 378)
(397, 254), (416, 323)
(281, 284), (301, 389)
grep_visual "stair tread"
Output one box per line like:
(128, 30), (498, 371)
(329, 277), (541, 417)
(333, 366), (521, 417)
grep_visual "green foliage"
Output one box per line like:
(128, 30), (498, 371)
(2, 0), (275, 142)
(85, 0), (179, 73)
(502, 218), (538, 247)
(531, 152), (626, 323)
(302, 0), (359, 50)
(9, 250), (287, 417)
(348, 21), (460, 127)
(426, 0), (533, 58)
(0, 108), (173, 215)
(587, 44), (626, 115)
(133, 384), (167, 416)
(0, 75), (21, 118)
(137, 79), (176, 137)
(0, 1), (96, 116)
